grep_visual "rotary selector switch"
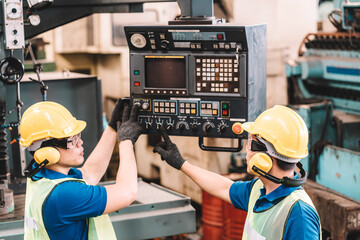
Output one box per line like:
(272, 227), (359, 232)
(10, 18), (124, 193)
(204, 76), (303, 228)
(190, 122), (200, 132)
(160, 40), (170, 49)
(141, 102), (150, 110)
(176, 121), (189, 131)
(178, 123), (185, 131)
(218, 122), (229, 134)
(203, 122), (215, 134)
(156, 123), (163, 130)
(145, 121), (152, 130)
(166, 123), (173, 132)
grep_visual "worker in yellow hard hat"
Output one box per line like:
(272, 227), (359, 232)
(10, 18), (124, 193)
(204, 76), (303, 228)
(153, 105), (322, 240)
(19, 100), (142, 240)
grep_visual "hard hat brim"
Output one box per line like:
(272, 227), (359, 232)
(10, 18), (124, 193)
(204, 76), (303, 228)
(20, 120), (86, 147)
(241, 122), (256, 134)
(69, 120), (87, 137)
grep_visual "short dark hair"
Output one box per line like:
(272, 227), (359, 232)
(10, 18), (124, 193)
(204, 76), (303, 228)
(274, 158), (296, 171)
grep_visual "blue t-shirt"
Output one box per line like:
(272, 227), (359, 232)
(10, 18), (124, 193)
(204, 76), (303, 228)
(32, 167), (107, 240)
(229, 174), (321, 240)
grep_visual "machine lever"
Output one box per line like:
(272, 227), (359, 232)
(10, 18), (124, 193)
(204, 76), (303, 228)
(198, 137), (242, 152)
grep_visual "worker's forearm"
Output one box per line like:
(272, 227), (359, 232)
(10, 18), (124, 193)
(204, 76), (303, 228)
(82, 127), (117, 184)
(181, 161), (233, 202)
(103, 140), (137, 214)
(116, 140), (138, 190)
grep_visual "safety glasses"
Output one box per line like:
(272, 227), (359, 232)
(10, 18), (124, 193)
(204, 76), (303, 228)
(41, 133), (82, 150)
(66, 133), (81, 149)
(249, 139), (267, 152)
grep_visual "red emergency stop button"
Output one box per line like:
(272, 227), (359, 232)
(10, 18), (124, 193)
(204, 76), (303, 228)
(232, 122), (244, 134)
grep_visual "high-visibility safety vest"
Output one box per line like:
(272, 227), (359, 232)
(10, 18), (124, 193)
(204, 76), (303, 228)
(242, 180), (322, 240)
(24, 177), (116, 240)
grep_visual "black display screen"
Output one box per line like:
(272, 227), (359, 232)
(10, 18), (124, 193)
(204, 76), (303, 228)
(145, 57), (186, 88)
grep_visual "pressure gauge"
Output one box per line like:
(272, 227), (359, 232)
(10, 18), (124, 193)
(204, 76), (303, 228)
(29, 14), (41, 26)
(6, 2), (22, 20)
(130, 34), (147, 48)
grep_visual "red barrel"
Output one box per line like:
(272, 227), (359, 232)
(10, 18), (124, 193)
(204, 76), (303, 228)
(202, 190), (223, 240)
(222, 201), (247, 240)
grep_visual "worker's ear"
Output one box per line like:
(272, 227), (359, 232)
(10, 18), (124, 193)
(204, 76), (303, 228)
(248, 152), (273, 176)
(34, 147), (61, 166)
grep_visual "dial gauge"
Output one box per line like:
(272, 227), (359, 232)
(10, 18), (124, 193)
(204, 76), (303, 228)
(130, 34), (147, 48)
(29, 14), (41, 26)
(6, 3), (22, 20)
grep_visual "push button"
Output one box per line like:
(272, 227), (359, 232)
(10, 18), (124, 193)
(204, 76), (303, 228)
(232, 122), (243, 134)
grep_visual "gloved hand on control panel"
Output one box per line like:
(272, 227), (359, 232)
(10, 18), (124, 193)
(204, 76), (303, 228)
(117, 104), (142, 144)
(153, 126), (186, 170)
(108, 98), (129, 131)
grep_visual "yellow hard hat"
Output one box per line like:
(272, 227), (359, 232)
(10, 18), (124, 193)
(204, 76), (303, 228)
(19, 101), (86, 147)
(242, 105), (308, 159)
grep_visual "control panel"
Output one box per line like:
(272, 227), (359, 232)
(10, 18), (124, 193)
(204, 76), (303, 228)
(3, 0), (25, 49)
(125, 24), (266, 142)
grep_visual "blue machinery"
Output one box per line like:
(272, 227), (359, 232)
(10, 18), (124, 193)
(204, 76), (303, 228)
(286, 0), (360, 239)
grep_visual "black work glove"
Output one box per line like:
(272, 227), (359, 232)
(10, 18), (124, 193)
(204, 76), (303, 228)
(108, 98), (129, 131)
(153, 126), (186, 170)
(117, 104), (143, 144)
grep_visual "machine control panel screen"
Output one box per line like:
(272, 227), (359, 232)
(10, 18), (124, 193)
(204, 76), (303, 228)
(145, 56), (186, 89)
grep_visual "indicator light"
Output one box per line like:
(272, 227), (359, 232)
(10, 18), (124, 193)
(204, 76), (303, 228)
(134, 70), (140, 75)
(134, 82), (140, 86)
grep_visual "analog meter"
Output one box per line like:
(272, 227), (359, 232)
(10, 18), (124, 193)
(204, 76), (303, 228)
(29, 14), (41, 26)
(6, 2), (22, 19)
(130, 34), (147, 48)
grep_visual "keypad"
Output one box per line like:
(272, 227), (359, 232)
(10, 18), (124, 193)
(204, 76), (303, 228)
(200, 102), (219, 116)
(179, 102), (197, 115)
(154, 100), (177, 114)
(195, 57), (240, 93)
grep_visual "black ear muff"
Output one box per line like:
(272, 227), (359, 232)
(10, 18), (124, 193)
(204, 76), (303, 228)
(248, 152), (273, 176)
(34, 147), (60, 166)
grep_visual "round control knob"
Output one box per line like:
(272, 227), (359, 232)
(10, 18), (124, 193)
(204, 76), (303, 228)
(156, 123), (162, 130)
(203, 122), (213, 133)
(145, 122), (152, 130)
(219, 124), (227, 133)
(178, 123), (186, 131)
(166, 123), (173, 132)
(134, 102), (141, 108)
(232, 122), (244, 135)
(160, 40), (170, 49)
(142, 102), (150, 110)
(191, 123), (199, 132)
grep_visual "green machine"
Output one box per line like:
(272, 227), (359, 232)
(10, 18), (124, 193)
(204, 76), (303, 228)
(286, 0), (360, 238)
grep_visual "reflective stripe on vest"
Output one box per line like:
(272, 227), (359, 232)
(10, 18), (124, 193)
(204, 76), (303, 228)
(24, 177), (116, 240)
(242, 179), (321, 240)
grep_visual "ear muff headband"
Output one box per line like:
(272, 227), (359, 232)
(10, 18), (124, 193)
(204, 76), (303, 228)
(248, 152), (273, 176)
(252, 162), (307, 187)
(24, 147), (60, 178)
